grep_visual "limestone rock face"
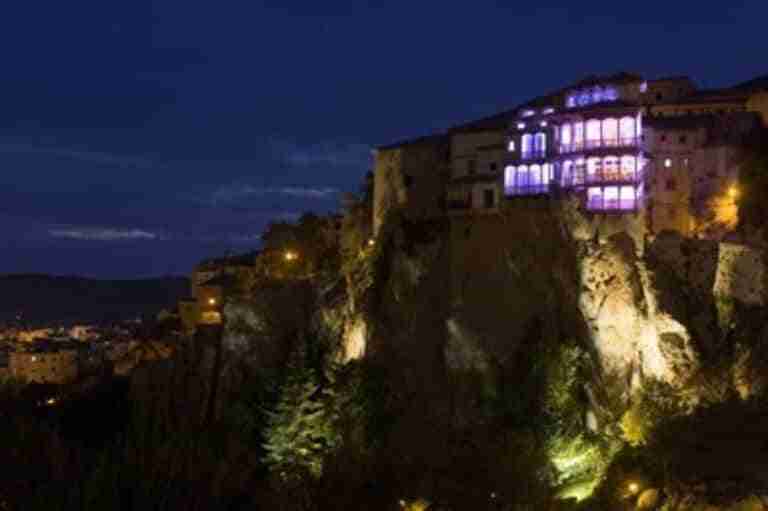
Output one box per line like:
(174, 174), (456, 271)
(637, 488), (661, 510)
(714, 243), (765, 307)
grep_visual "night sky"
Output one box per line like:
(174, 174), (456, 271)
(1, 1), (764, 278)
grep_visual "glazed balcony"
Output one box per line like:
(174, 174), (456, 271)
(558, 137), (639, 154)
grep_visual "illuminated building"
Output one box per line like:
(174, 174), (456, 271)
(373, 71), (768, 237)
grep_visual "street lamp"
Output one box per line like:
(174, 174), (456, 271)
(208, 298), (217, 306)
(284, 250), (298, 262)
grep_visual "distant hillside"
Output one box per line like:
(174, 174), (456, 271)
(0, 274), (189, 326)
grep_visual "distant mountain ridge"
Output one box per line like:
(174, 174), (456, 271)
(0, 274), (189, 326)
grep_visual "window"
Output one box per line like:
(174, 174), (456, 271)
(620, 186), (636, 210)
(543, 107), (555, 115)
(530, 164), (542, 187)
(483, 189), (495, 208)
(534, 132), (547, 155)
(586, 119), (601, 147)
(521, 109), (535, 117)
(521, 134), (533, 157)
(489, 162), (497, 172)
(603, 156), (619, 181)
(679, 135), (687, 144)
(602, 118), (618, 146)
(517, 122), (526, 130)
(467, 159), (476, 174)
(619, 117), (635, 143)
(587, 157), (602, 183)
(573, 122), (584, 148)
(508, 140), (516, 152)
(561, 124), (572, 148)
(621, 156), (637, 181)
(562, 160), (573, 186)
(504, 166), (515, 190)
(656, 93), (663, 101)
(660, 135), (667, 142)
(665, 178), (676, 191)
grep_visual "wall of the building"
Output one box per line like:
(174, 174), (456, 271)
(747, 91), (768, 126)
(642, 78), (697, 106)
(644, 120), (747, 237)
(10, 351), (78, 384)
(373, 140), (448, 233)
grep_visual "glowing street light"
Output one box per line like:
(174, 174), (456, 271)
(284, 250), (298, 262)
(367, 238), (375, 247)
(208, 297), (217, 306)
(628, 482), (640, 495)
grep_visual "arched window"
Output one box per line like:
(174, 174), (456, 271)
(620, 117), (636, 143)
(517, 165), (529, 189)
(621, 156), (636, 181)
(534, 132), (547, 155)
(521, 134), (533, 158)
(560, 124), (572, 152)
(573, 122), (584, 150)
(542, 164), (552, 185)
(602, 118), (618, 146)
(504, 166), (515, 190)
(562, 160), (573, 187)
(530, 164), (542, 188)
(603, 156), (619, 181)
(586, 119), (601, 148)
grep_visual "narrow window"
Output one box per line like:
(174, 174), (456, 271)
(483, 189), (495, 208)
(467, 159), (476, 174)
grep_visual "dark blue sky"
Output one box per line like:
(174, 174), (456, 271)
(1, 0), (764, 278)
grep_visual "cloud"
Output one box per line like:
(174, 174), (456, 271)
(270, 140), (372, 169)
(49, 227), (159, 241)
(0, 143), (157, 169)
(210, 185), (339, 205)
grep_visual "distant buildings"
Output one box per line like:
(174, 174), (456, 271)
(373, 72), (768, 238)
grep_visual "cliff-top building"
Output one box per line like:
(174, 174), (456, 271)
(373, 71), (768, 238)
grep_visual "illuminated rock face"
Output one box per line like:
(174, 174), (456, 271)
(578, 232), (698, 385)
(578, 229), (764, 389)
(714, 243), (765, 307)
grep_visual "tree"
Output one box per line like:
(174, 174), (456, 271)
(263, 351), (341, 483)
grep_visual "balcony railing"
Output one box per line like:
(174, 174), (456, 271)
(505, 184), (550, 197)
(584, 170), (638, 184)
(586, 198), (638, 212)
(558, 137), (638, 154)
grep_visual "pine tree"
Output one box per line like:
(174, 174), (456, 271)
(263, 348), (341, 483)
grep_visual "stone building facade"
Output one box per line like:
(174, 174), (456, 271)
(372, 134), (449, 234)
